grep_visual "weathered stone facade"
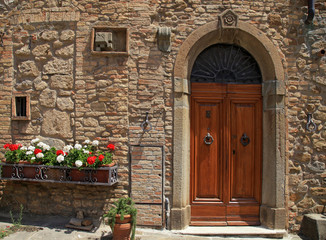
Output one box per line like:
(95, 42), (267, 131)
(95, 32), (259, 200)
(0, 0), (325, 233)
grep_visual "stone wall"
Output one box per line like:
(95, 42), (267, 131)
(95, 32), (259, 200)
(286, 1), (326, 231)
(0, 0), (325, 232)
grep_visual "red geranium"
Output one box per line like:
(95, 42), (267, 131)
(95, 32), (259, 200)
(98, 154), (104, 161)
(9, 144), (20, 151)
(107, 144), (115, 151)
(87, 156), (97, 165)
(56, 150), (66, 156)
(3, 144), (10, 149)
(34, 148), (42, 155)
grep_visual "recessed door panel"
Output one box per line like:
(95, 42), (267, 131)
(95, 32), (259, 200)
(231, 101), (256, 199)
(194, 100), (222, 200)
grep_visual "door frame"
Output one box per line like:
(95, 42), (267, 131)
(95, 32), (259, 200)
(171, 11), (286, 230)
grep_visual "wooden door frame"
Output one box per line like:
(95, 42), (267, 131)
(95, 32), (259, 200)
(171, 13), (286, 230)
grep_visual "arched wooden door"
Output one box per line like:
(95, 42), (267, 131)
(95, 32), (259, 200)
(190, 44), (262, 226)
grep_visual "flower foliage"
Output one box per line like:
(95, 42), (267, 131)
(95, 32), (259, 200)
(3, 139), (115, 169)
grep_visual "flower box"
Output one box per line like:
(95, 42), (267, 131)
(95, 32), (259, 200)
(0, 162), (118, 186)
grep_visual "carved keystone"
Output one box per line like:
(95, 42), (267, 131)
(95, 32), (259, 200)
(219, 9), (238, 28)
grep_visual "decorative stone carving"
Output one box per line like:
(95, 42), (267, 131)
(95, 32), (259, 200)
(219, 9), (238, 28)
(157, 27), (171, 52)
(95, 32), (113, 51)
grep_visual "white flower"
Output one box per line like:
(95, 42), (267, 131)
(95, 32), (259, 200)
(31, 138), (40, 144)
(82, 149), (90, 154)
(63, 145), (73, 153)
(26, 150), (33, 155)
(28, 146), (35, 151)
(75, 160), (83, 168)
(84, 140), (90, 144)
(43, 144), (50, 151)
(83, 145), (88, 148)
(31, 157), (35, 161)
(36, 153), (44, 158)
(74, 143), (82, 150)
(92, 140), (99, 146)
(57, 155), (64, 163)
(37, 142), (45, 148)
(20, 146), (27, 151)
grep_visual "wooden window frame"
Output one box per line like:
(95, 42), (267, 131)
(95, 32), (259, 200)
(91, 26), (129, 56)
(12, 93), (31, 121)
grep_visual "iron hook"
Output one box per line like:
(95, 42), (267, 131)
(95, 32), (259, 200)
(306, 113), (317, 132)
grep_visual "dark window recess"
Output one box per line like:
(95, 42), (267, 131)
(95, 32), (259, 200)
(190, 44), (262, 84)
(15, 97), (27, 117)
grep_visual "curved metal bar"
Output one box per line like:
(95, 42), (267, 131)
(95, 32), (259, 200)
(60, 168), (72, 181)
(12, 165), (24, 179)
(240, 133), (250, 146)
(306, 113), (317, 132)
(35, 166), (48, 180)
(141, 112), (152, 132)
(204, 133), (214, 145)
(84, 169), (98, 183)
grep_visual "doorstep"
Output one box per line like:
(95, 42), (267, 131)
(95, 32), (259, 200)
(172, 226), (287, 238)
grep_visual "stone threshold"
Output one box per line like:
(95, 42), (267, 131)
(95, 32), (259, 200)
(172, 226), (287, 238)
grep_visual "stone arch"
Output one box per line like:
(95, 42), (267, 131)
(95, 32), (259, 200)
(172, 16), (286, 230)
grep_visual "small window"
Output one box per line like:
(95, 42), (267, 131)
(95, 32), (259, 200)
(12, 94), (30, 120)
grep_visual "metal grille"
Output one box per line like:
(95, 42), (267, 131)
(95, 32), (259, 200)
(190, 44), (262, 84)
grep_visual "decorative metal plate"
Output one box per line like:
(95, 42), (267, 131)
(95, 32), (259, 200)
(190, 44), (262, 84)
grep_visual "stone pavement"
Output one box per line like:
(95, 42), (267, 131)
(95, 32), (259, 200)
(0, 213), (304, 240)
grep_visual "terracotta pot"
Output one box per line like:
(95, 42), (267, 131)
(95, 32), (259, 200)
(113, 214), (132, 240)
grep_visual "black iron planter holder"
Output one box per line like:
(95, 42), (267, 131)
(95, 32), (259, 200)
(0, 163), (118, 186)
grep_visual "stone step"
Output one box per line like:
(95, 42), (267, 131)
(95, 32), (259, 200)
(173, 226), (287, 238)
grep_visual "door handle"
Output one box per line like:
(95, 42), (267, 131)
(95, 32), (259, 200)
(240, 133), (250, 146)
(204, 133), (214, 145)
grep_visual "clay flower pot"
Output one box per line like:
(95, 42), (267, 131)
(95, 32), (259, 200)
(113, 214), (132, 240)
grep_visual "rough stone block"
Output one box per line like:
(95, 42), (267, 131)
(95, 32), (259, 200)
(300, 214), (326, 240)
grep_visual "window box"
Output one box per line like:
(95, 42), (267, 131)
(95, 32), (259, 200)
(0, 162), (118, 186)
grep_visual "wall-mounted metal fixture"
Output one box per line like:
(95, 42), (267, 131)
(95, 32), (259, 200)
(157, 27), (171, 52)
(28, 35), (33, 49)
(240, 133), (250, 146)
(204, 132), (214, 145)
(306, 113), (317, 132)
(0, 31), (4, 47)
(141, 112), (152, 132)
(318, 49), (325, 57)
(305, 0), (315, 25)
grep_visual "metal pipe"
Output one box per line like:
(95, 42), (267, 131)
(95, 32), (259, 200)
(164, 197), (170, 229)
(305, 0), (315, 25)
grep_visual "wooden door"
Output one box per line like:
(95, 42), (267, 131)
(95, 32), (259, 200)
(190, 83), (262, 226)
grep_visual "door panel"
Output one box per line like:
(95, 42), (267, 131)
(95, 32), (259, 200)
(193, 99), (222, 200)
(190, 97), (225, 224)
(190, 83), (262, 226)
(231, 100), (257, 199)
